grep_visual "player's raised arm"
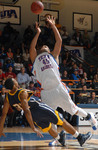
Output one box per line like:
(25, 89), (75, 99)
(30, 22), (41, 64)
(20, 91), (43, 137)
(46, 16), (62, 60)
(0, 98), (10, 137)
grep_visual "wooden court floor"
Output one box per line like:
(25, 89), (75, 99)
(0, 126), (98, 150)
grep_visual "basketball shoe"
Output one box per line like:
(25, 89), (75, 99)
(49, 130), (66, 146)
(77, 132), (92, 147)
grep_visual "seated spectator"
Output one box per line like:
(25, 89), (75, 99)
(69, 63), (79, 75)
(14, 48), (22, 61)
(71, 69), (81, 87)
(14, 57), (24, 75)
(78, 63), (84, 77)
(88, 67), (95, 80)
(91, 78), (98, 90)
(27, 81), (36, 91)
(4, 58), (14, 71)
(77, 85), (90, 104)
(77, 78), (86, 88)
(5, 66), (16, 79)
(22, 48), (30, 67)
(61, 70), (69, 85)
(72, 28), (83, 46)
(17, 67), (30, 88)
(82, 72), (88, 81)
(59, 59), (68, 75)
(61, 26), (70, 45)
(0, 87), (6, 116)
(7, 47), (14, 60)
(83, 29), (91, 48)
(69, 35), (78, 46)
(0, 45), (7, 67)
(63, 51), (72, 67)
(0, 67), (5, 82)
(88, 91), (98, 104)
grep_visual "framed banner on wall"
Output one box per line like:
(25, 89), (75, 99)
(73, 12), (93, 32)
(38, 9), (59, 26)
(0, 5), (21, 25)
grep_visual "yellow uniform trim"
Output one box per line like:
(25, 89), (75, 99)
(9, 89), (21, 95)
(34, 122), (52, 132)
(55, 110), (63, 126)
(6, 94), (9, 103)
(18, 90), (34, 102)
(18, 89), (26, 101)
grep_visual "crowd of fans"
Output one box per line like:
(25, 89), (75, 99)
(0, 21), (98, 127)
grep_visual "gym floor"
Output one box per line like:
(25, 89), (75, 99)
(0, 126), (98, 150)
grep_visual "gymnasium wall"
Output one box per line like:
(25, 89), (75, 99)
(0, 0), (98, 40)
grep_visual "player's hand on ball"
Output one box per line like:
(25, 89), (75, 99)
(35, 22), (41, 33)
(33, 128), (43, 138)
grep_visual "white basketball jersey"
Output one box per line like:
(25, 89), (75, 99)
(32, 52), (61, 90)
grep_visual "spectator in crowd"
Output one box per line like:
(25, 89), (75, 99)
(0, 45), (7, 67)
(77, 78), (86, 88)
(72, 28), (83, 46)
(71, 69), (81, 88)
(91, 77), (98, 90)
(14, 48), (22, 61)
(0, 87), (6, 116)
(83, 72), (88, 81)
(63, 51), (72, 67)
(69, 63), (79, 75)
(27, 81), (36, 91)
(61, 26), (70, 45)
(78, 85), (90, 104)
(0, 67), (5, 82)
(88, 91), (98, 104)
(5, 66), (16, 79)
(83, 29), (91, 48)
(61, 70), (69, 85)
(88, 67), (95, 80)
(14, 57), (24, 75)
(22, 48), (30, 67)
(6, 47), (14, 60)
(69, 35), (78, 46)
(59, 59), (68, 75)
(78, 63), (84, 77)
(4, 58), (14, 71)
(17, 67), (30, 88)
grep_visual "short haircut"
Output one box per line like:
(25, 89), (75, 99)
(5, 78), (14, 90)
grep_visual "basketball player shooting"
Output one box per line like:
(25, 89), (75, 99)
(30, 15), (97, 145)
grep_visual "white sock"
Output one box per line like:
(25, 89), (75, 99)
(76, 107), (87, 117)
(55, 134), (60, 140)
(73, 131), (79, 138)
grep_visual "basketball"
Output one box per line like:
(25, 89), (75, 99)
(31, 1), (44, 14)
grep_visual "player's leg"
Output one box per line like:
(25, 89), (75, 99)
(61, 84), (97, 130)
(49, 110), (92, 147)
